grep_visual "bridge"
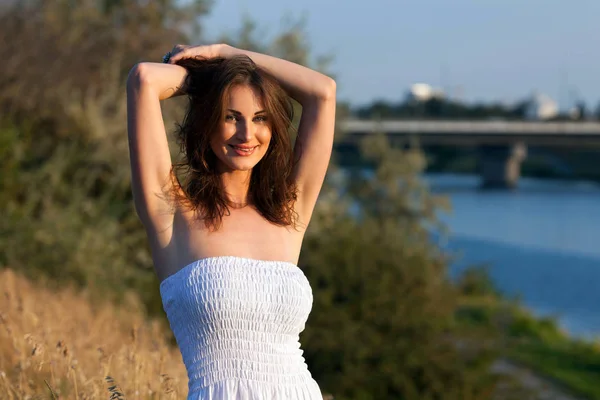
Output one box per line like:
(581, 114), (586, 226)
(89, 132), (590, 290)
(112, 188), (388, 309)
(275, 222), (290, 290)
(335, 119), (600, 188)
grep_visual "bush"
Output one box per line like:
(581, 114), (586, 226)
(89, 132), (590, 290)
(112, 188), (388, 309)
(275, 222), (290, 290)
(299, 136), (506, 399)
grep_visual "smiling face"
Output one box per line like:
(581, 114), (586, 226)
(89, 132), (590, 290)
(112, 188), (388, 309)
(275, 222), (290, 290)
(210, 84), (272, 173)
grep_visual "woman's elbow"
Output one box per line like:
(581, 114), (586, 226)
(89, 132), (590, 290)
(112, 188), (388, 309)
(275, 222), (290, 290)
(319, 77), (337, 101)
(127, 63), (153, 89)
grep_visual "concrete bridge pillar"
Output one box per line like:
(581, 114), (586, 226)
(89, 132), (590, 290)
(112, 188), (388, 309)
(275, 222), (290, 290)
(478, 143), (527, 189)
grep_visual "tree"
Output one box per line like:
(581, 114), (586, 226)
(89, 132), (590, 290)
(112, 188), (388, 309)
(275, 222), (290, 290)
(300, 135), (507, 399)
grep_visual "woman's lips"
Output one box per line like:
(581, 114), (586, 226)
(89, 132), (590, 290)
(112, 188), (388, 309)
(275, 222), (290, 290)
(229, 145), (257, 156)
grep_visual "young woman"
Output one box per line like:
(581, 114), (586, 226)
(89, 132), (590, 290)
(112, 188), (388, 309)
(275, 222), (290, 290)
(126, 43), (336, 399)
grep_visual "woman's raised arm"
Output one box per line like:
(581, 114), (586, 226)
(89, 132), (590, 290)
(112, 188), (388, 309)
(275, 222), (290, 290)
(126, 62), (187, 236)
(169, 44), (337, 225)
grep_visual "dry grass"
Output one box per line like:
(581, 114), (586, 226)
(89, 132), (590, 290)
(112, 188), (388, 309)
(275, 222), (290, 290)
(0, 268), (187, 399)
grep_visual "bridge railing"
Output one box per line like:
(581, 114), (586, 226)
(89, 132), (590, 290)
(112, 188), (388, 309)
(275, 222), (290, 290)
(338, 119), (600, 135)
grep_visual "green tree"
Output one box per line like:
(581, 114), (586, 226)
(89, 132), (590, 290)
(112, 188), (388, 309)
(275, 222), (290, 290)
(299, 135), (506, 399)
(0, 0), (208, 312)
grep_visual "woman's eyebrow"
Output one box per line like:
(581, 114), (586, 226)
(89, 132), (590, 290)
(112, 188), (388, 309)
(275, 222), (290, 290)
(227, 109), (267, 115)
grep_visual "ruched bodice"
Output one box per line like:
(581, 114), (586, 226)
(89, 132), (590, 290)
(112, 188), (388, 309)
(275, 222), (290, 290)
(159, 256), (323, 399)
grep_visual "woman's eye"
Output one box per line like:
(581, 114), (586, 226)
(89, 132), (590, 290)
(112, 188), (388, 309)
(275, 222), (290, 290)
(225, 115), (237, 121)
(254, 116), (267, 122)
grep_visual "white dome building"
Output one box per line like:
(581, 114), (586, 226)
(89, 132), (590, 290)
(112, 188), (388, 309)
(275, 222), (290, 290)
(525, 93), (558, 120)
(406, 83), (445, 102)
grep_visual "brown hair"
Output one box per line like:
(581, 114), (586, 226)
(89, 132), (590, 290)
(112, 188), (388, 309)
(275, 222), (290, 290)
(165, 55), (300, 231)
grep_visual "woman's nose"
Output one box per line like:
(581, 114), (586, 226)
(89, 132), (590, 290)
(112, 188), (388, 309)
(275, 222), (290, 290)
(237, 120), (255, 141)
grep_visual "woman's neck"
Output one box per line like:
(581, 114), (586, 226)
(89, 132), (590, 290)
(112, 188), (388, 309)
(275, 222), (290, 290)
(219, 169), (252, 207)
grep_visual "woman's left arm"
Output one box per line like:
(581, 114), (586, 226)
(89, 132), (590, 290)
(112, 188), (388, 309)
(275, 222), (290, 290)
(169, 44), (337, 225)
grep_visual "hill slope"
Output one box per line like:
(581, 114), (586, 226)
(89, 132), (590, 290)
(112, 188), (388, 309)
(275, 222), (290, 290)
(0, 268), (187, 399)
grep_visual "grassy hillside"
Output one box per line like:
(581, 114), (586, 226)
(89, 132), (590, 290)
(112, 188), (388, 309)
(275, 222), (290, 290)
(0, 268), (188, 399)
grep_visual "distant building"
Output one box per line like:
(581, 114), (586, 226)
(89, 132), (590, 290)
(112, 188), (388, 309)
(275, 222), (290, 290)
(406, 83), (445, 102)
(524, 92), (558, 120)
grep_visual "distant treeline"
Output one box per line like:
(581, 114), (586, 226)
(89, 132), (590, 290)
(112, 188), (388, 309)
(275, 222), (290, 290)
(349, 96), (598, 121)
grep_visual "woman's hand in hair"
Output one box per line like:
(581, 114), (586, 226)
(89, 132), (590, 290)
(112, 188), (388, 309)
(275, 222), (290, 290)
(167, 44), (228, 64)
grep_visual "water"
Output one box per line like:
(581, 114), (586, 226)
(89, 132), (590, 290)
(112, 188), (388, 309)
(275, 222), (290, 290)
(429, 174), (600, 340)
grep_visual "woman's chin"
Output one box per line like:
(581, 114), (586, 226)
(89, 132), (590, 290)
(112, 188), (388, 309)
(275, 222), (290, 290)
(225, 158), (260, 172)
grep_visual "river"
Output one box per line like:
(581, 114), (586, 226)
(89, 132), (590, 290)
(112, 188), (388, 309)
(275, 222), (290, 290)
(429, 173), (600, 340)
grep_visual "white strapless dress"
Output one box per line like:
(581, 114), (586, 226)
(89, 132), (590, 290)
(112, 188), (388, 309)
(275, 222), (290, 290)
(159, 256), (323, 400)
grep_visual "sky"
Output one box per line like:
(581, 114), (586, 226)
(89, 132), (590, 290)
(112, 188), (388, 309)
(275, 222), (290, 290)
(202, 0), (600, 110)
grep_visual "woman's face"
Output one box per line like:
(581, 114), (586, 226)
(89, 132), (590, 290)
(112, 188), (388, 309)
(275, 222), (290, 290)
(210, 84), (272, 173)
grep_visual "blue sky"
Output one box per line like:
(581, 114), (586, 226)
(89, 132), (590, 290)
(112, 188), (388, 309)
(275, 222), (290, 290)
(203, 0), (600, 110)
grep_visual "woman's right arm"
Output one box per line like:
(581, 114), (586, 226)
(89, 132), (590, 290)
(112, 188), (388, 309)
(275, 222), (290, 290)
(126, 62), (187, 234)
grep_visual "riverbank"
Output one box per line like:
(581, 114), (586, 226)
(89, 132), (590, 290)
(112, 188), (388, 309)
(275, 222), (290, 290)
(455, 266), (600, 399)
(430, 172), (600, 341)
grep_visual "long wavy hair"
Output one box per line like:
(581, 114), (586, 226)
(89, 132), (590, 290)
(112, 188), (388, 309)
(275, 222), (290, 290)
(165, 55), (300, 231)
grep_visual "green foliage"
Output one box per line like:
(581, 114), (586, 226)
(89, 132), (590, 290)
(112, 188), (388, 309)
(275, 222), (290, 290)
(508, 310), (564, 344)
(455, 265), (503, 298)
(509, 340), (600, 399)
(452, 267), (600, 400)
(0, 116), (160, 312)
(0, 0), (202, 314)
(499, 304), (600, 399)
(298, 136), (505, 399)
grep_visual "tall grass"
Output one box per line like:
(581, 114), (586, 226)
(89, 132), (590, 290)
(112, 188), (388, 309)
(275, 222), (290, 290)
(0, 268), (187, 399)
